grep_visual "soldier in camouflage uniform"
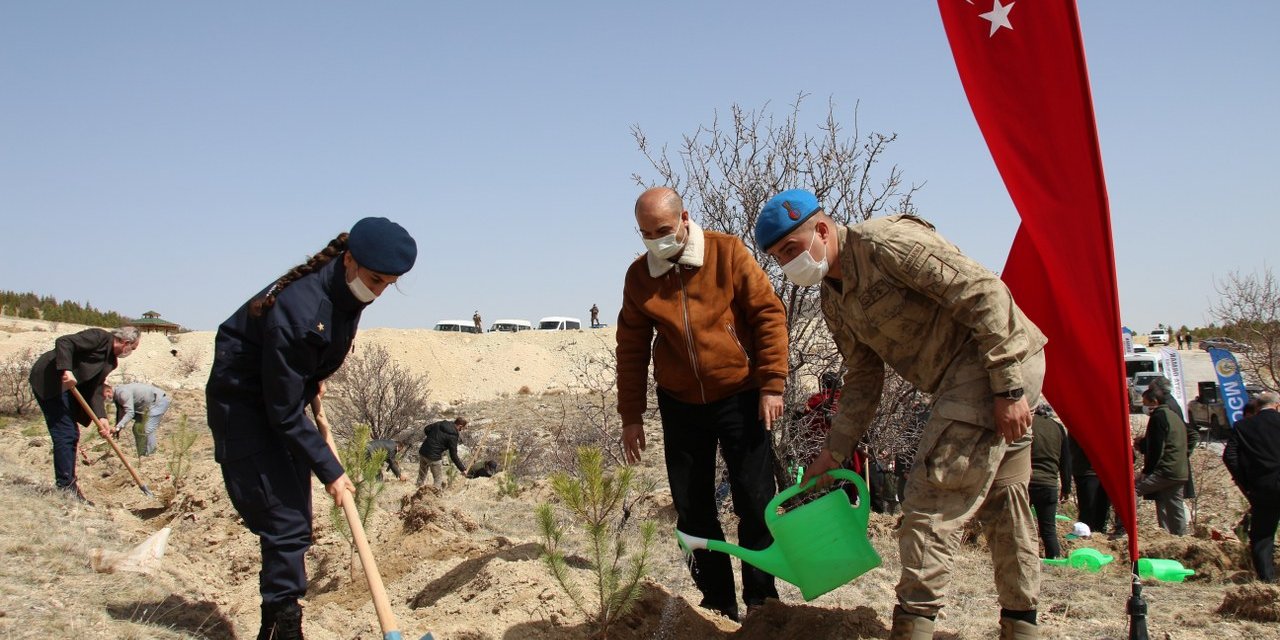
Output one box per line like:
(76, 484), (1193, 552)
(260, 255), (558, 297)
(755, 190), (1047, 640)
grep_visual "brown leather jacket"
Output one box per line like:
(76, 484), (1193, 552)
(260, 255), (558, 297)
(616, 223), (788, 424)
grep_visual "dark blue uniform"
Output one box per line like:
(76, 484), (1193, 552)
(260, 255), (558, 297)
(206, 257), (365, 606)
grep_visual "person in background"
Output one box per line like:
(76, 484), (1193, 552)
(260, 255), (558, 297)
(1135, 387), (1190, 536)
(28, 326), (141, 503)
(473, 311), (482, 331)
(419, 417), (468, 489)
(205, 217), (416, 640)
(1223, 391), (1280, 583)
(1068, 433), (1110, 537)
(1029, 404), (1071, 558)
(106, 382), (171, 456)
(590, 303), (600, 328)
(366, 438), (407, 481)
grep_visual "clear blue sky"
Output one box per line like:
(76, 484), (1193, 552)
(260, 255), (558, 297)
(2, 2), (1276, 333)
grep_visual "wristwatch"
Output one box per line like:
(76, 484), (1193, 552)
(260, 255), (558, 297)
(996, 387), (1025, 400)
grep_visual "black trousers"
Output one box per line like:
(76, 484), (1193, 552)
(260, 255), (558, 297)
(1029, 483), (1061, 558)
(1074, 474), (1110, 534)
(1247, 495), (1280, 583)
(658, 388), (779, 609)
(37, 391), (79, 489)
(222, 449), (314, 606)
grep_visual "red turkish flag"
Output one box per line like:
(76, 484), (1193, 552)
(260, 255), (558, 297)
(938, 0), (1136, 559)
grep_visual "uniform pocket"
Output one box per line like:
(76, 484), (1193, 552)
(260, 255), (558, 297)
(921, 420), (1000, 493)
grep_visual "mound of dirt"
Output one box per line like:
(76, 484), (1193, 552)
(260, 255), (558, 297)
(732, 600), (886, 640)
(400, 485), (480, 534)
(1218, 583), (1280, 622)
(1141, 535), (1254, 583)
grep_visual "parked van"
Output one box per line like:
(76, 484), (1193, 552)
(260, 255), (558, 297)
(433, 320), (481, 334)
(1124, 352), (1163, 382)
(537, 316), (582, 331)
(489, 319), (532, 333)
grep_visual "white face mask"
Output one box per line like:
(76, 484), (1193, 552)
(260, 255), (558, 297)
(347, 271), (378, 303)
(643, 223), (686, 260)
(781, 228), (829, 286)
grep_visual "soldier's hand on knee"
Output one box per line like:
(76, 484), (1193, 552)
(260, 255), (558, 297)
(994, 396), (1032, 443)
(326, 473), (356, 506)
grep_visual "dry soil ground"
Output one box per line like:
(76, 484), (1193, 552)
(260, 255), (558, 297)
(0, 319), (1277, 639)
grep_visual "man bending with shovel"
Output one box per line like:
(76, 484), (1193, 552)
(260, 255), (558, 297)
(206, 217), (416, 640)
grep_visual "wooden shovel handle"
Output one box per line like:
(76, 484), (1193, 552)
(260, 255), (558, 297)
(310, 397), (401, 637)
(69, 387), (151, 496)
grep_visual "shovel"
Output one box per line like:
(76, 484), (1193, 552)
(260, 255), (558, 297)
(69, 387), (154, 498)
(310, 398), (434, 640)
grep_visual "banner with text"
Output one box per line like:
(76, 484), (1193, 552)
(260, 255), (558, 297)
(1207, 347), (1248, 427)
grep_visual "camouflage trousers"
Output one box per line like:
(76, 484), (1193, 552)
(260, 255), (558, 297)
(896, 349), (1045, 617)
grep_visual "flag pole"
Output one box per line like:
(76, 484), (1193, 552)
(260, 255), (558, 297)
(1128, 565), (1149, 640)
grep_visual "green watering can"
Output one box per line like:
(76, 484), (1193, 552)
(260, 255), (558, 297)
(1137, 558), (1195, 582)
(1042, 547), (1114, 572)
(676, 469), (881, 601)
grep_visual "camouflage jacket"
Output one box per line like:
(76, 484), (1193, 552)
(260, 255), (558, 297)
(820, 216), (1047, 459)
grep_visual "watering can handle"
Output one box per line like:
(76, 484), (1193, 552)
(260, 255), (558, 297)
(765, 468), (869, 525)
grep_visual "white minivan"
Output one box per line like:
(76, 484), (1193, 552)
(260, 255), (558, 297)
(537, 316), (582, 331)
(434, 320), (482, 334)
(489, 319), (532, 333)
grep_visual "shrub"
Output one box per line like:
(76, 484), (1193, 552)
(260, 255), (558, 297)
(0, 348), (38, 416)
(331, 424), (387, 543)
(165, 414), (199, 491)
(537, 447), (657, 638)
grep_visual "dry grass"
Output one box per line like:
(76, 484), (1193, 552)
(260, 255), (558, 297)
(0, 440), (233, 639)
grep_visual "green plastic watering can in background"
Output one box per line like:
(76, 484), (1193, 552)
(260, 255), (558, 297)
(1042, 547), (1114, 572)
(676, 469), (881, 601)
(1137, 558), (1196, 582)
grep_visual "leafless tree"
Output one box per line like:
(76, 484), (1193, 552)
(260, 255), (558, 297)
(1209, 267), (1280, 392)
(0, 348), (38, 416)
(633, 94), (925, 481)
(325, 343), (431, 441)
(563, 336), (628, 467)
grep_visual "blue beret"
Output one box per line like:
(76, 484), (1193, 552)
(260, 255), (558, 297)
(755, 189), (821, 251)
(347, 217), (417, 276)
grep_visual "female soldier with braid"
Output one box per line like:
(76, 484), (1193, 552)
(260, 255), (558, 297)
(206, 217), (416, 640)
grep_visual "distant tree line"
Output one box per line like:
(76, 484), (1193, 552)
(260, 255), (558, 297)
(0, 290), (126, 327)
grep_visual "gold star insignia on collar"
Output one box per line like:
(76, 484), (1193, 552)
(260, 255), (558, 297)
(316, 322), (325, 332)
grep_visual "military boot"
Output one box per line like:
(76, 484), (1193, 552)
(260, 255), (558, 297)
(258, 601), (305, 640)
(999, 617), (1039, 639)
(889, 605), (936, 640)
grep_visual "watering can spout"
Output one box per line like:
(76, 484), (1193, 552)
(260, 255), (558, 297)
(675, 530), (796, 584)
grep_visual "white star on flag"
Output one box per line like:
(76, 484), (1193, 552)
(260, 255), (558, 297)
(979, 0), (1015, 37)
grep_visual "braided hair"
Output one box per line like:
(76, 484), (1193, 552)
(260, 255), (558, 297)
(249, 233), (349, 317)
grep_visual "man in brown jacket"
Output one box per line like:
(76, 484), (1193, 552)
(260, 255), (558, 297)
(756, 189), (1047, 640)
(617, 186), (789, 621)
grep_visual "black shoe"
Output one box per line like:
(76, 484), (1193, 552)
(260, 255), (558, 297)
(698, 597), (739, 622)
(60, 483), (94, 506)
(259, 601), (304, 640)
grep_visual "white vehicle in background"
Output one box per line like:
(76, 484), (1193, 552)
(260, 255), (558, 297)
(433, 320), (482, 334)
(1148, 328), (1171, 346)
(537, 316), (582, 331)
(489, 319), (532, 333)
(1124, 352), (1164, 382)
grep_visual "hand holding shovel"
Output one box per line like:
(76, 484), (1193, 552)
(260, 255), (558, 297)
(310, 394), (434, 640)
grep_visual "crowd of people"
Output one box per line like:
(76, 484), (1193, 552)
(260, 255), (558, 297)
(19, 193), (1279, 639)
